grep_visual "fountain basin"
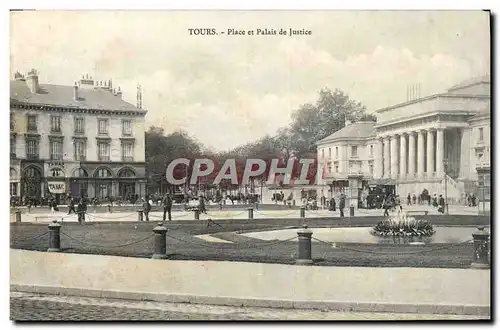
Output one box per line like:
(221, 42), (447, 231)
(239, 226), (488, 244)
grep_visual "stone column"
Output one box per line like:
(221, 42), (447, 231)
(436, 128), (445, 177)
(383, 137), (391, 178)
(427, 130), (435, 176)
(399, 134), (407, 179)
(375, 138), (383, 179)
(390, 135), (399, 179)
(408, 132), (416, 179)
(417, 130), (425, 177)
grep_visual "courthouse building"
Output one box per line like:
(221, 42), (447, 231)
(316, 75), (491, 206)
(10, 69), (147, 203)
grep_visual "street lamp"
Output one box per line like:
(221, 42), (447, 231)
(443, 159), (449, 215)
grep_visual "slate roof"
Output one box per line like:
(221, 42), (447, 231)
(447, 75), (490, 92)
(10, 80), (143, 112)
(316, 121), (376, 144)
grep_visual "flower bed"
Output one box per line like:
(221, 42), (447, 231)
(371, 213), (435, 237)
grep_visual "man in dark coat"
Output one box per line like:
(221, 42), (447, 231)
(198, 195), (207, 214)
(329, 197), (336, 212)
(339, 194), (345, 218)
(438, 195), (445, 213)
(162, 193), (173, 221)
(77, 199), (86, 224)
(142, 198), (151, 222)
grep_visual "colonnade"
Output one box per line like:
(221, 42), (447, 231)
(374, 128), (445, 180)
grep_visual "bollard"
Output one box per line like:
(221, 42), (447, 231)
(471, 226), (490, 269)
(193, 207), (200, 220)
(47, 220), (61, 253)
(137, 209), (144, 222)
(248, 207), (254, 220)
(151, 223), (168, 259)
(300, 206), (306, 218)
(15, 210), (21, 223)
(296, 225), (313, 265)
(350, 206), (355, 217)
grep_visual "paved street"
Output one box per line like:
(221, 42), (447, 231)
(12, 204), (481, 223)
(10, 292), (488, 321)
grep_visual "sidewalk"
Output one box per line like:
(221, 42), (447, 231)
(10, 249), (490, 316)
(11, 204), (481, 223)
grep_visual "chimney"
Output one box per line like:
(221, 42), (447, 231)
(73, 82), (79, 101)
(116, 86), (122, 99)
(26, 68), (39, 94)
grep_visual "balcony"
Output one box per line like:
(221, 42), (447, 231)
(26, 154), (39, 160)
(122, 156), (134, 162)
(98, 155), (111, 162)
(27, 126), (38, 133)
(74, 155), (86, 161)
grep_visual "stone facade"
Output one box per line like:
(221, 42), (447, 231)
(10, 70), (148, 202)
(316, 76), (491, 205)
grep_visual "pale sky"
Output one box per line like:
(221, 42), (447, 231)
(10, 10), (490, 151)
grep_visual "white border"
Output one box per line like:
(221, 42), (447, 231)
(3, 1), (497, 329)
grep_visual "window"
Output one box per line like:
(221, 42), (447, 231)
(479, 127), (484, 141)
(50, 140), (63, 160)
(74, 117), (85, 134)
(26, 139), (39, 160)
(351, 146), (358, 157)
(121, 142), (134, 162)
(370, 145), (374, 158)
(97, 142), (110, 161)
(97, 184), (110, 199)
(74, 140), (86, 161)
(122, 119), (132, 136)
(328, 148), (331, 158)
(321, 149), (324, 159)
(10, 136), (15, 158)
(335, 147), (339, 159)
(328, 165), (332, 173)
(369, 164), (374, 175)
(50, 116), (61, 133)
(27, 114), (37, 132)
(10, 183), (17, 196)
(98, 119), (109, 135)
(335, 165), (339, 173)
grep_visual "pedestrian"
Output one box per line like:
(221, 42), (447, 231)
(407, 193), (411, 206)
(339, 194), (345, 218)
(437, 194), (445, 213)
(383, 196), (390, 216)
(68, 197), (76, 215)
(412, 193), (417, 205)
(77, 199), (86, 224)
(329, 197), (336, 212)
(198, 195), (207, 214)
(142, 198), (151, 222)
(162, 193), (173, 221)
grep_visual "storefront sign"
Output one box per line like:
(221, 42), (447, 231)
(48, 182), (66, 194)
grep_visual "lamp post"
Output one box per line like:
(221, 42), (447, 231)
(443, 159), (449, 215)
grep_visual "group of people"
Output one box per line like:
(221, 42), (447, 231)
(141, 193), (174, 222)
(326, 194), (347, 217)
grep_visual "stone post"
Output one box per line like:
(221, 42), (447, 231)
(254, 202), (259, 210)
(152, 223), (168, 260)
(296, 225), (313, 265)
(193, 207), (200, 220)
(471, 226), (490, 269)
(300, 206), (306, 218)
(15, 210), (22, 223)
(137, 209), (144, 222)
(47, 220), (61, 253)
(248, 207), (254, 220)
(350, 206), (355, 217)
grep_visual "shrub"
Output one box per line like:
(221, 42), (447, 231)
(371, 212), (435, 237)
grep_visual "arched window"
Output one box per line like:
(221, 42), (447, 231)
(118, 168), (136, 178)
(94, 168), (112, 178)
(24, 166), (41, 179)
(72, 168), (89, 178)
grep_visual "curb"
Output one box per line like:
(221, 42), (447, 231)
(10, 284), (490, 317)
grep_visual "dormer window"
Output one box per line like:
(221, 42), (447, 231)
(479, 127), (484, 141)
